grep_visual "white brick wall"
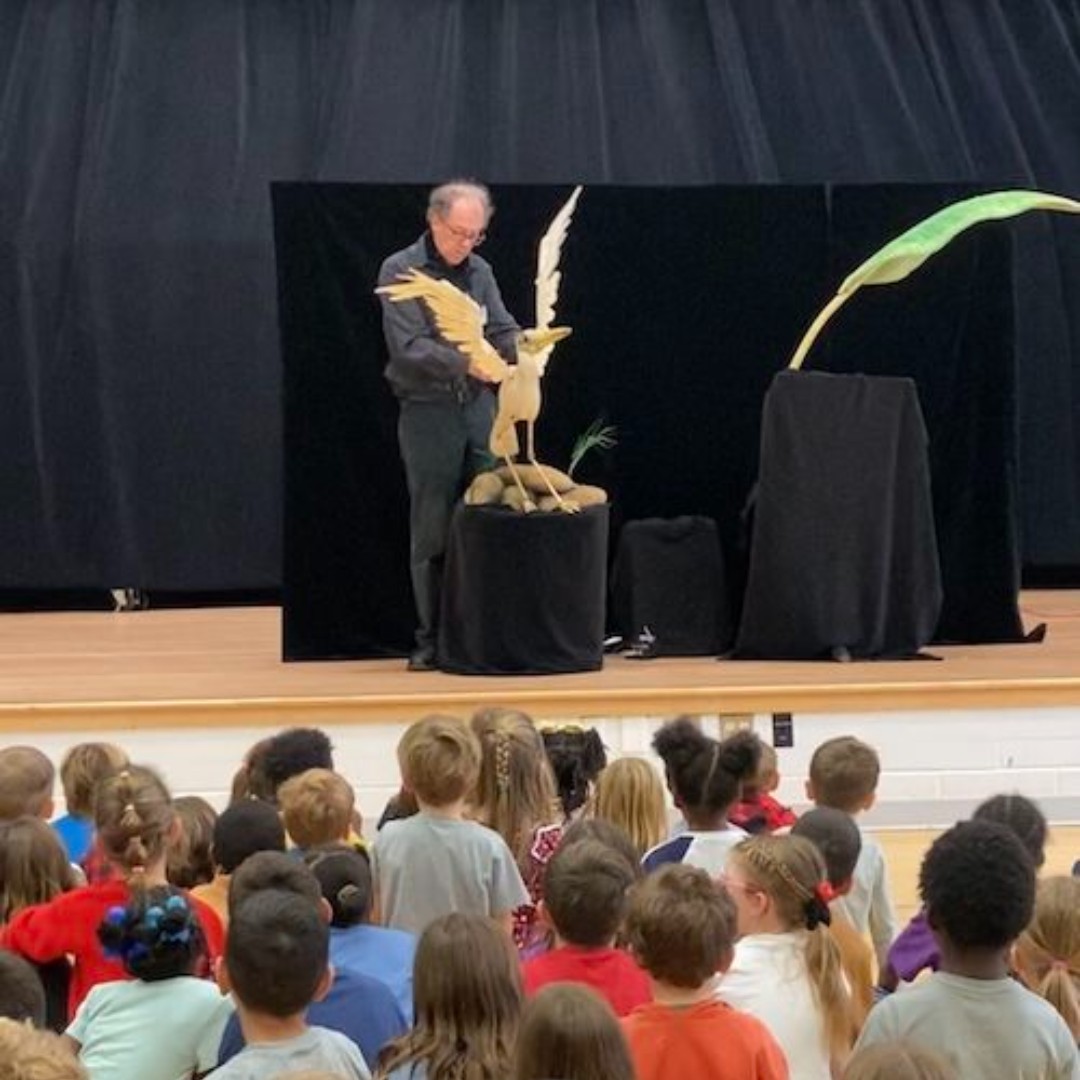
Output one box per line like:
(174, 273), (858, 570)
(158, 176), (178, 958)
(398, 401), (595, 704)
(7, 706), (1079, 836)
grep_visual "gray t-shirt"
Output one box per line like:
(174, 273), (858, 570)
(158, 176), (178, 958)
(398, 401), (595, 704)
(210, 1025), (369, 1079)
(373, 813), (530, 935)
(856, 972), (1079, 1079)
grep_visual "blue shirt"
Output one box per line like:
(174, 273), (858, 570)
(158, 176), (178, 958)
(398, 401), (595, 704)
(330, 924), (416, 1024)
(218, 966), (406, 1070)
(53, 814), (95, 864)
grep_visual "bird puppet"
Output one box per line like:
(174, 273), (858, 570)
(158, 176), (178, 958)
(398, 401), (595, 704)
(377, 186), (583, 512)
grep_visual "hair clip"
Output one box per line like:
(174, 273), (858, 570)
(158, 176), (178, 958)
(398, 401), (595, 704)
(814, 881), (837, 904)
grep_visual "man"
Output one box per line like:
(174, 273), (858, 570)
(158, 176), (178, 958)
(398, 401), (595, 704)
(378, 180), (520, 671)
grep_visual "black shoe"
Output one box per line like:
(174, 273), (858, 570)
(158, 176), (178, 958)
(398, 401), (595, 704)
(407, 647), (437, 672)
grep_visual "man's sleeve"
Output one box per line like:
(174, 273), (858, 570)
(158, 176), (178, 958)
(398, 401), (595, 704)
(378, 256), (470, 381)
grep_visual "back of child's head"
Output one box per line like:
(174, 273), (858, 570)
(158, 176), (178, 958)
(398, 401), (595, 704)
(94, 766), (174, 878)
(227, 850), (323, 921)
(98, 884), (206, 981)
(807, 736), (880, 813)
(1013, 875), (1080, 1039)
(226, 888), (329, 1017)
(166, 795), (217, 889)
(471, 708), (559, 863)
(541, 725), (607, 819)
(397, 714), (481, 807)
(920, 819), (1035, 952)
(625, 863), (736, 988)
(730, 834), (854, 1057)
(378, 912), (523, 1080)
(742, 741), (779, 799)
(511, 983), (635, 1080)
(543, 839), (637, 948)
(0, 1018), (88, 1080)
(0, 949), (46, 1026)
(591, 757), (668, 857)
(559, 817), (642, 879)
(259, 728), (334, 802)
(212, 798), (287, 874)
(305, 845), (373, 928)
(278, 768), (355, 849)
(972, 793), (1048, 868)
(230, 737), (275, 804)
(843, 1041), (958, 1080)
(0, 747), (55, 821)
(652, 717), (760, 825)
(58, 743), (128, 819)
(791, 807), (862, 889)
(0, 817), (76, 922)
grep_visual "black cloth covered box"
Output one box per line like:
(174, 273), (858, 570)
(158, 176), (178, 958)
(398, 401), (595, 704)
(734, 370), (942, 659)
(437, 502), (609, 675)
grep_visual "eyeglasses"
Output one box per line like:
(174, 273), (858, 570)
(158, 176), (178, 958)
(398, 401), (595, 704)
(438, 219), (486, 246)
(718, 872), (761, 897)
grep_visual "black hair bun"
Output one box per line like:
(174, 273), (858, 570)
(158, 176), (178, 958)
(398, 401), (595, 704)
(653, 716), (710, 769)
(718, 730), (763, 782)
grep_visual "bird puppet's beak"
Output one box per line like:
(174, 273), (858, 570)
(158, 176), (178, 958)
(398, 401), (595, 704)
(520, 326), (572, 350)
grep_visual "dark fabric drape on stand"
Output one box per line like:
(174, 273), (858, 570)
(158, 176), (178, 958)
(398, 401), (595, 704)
(2, 1), (1080, 588)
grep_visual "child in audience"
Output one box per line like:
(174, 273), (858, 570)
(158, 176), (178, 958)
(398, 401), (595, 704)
(792, 807), (874, 1023)
(190, 798), (287, 925)
(375, 912), (523, 1080)
(881, 792), (1048, 992)
(280, 769), (356, 851)
(258, 728), (335, 803)
(0, 817), (78, 1030)
(511, 984), (635, 1080)
(306, 845), (416, 1022)
(373, 715), (529, 935)
(540, 725), (607, 821)
(0, 746), (55, 821)
(592, 757), (669, 858)
(1013, 875), (1080, 1040)
(842, 1041), (957, 1080)
(623, 863), (787, 1080)
(66, 886), (233, 1080)
(559, 817), (643, 879)
(643, 718), (760, 874)
(216, 853), (405, 1071)
(730, 743), (797, 835)
(229, 737), (275, 804)
(469, 708), (563, 950)
(523, 839), (650, 1016)
(166, 796), (217, 889)
(0, 1018), (88, 1080)
(718, 834), (855, 1080)
(1, 766), (224, 1018)
(855, 820), (1078, 1077)
(215, 888), (368, 1079)
(806, 736), (896, 969)
(52, 744), (129, 865)
(0, 950), (47, 1025)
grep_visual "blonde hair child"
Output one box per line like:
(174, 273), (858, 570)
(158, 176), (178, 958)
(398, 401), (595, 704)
(591, 757), (668, 858)
(1013, 875), (1080, 1039)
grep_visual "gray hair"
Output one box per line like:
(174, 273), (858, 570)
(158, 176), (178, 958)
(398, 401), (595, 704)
(428, 180), (493, 223)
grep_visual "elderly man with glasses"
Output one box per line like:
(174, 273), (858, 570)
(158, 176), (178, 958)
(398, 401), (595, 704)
(378, 180), (520, 671)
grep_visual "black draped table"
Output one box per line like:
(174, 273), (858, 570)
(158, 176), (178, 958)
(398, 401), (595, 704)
(437, 502), (610, 675)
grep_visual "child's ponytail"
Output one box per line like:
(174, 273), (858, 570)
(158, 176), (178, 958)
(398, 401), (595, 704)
(1015, 876), (1080, 1039)
(95, 766), (174, 884)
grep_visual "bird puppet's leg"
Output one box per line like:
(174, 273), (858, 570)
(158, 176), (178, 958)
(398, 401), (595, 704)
(526, 423), (579, 513)
(502, 453), (536, 513)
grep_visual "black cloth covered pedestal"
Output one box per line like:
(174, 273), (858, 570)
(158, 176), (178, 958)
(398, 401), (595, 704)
(734, 371), (942, 660)
(611, 516), (731, 655)
(437, 503), (609, 675)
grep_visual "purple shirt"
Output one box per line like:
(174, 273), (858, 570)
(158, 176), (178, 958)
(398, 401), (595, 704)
(887, 909), (939, 982)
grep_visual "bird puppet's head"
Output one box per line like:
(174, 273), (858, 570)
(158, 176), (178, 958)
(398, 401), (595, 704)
(517, 326), (571, 356)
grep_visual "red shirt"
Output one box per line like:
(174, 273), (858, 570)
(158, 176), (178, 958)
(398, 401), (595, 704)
(624, 999), (789, 1080)
(729, 793), (797, 834)
(523, 945), (651, 1017)
(0, 881), (225, 1019)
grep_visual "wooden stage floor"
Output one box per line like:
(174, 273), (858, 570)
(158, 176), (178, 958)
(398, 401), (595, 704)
(1, 591), (1079, 731)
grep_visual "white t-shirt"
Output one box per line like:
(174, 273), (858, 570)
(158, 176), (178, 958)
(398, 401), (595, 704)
(67, 976), (234, 1080)
(716, 932), (831, 1080)
(857, 971), (1079, 1079)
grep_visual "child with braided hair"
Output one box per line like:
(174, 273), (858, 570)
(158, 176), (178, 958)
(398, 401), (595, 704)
(1, 767), (224, 1019)
(66, 885), (232, 1080)
(717, 834), (856, 1080)
(469, 708), (564, 951)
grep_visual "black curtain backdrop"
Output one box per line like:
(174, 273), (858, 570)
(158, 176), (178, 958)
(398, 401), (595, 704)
(278, 183), (1014, 659)
(2, 0), (1080, 592)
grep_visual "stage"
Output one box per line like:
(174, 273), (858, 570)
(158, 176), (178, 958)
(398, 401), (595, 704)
(1, 591), (1079, 732)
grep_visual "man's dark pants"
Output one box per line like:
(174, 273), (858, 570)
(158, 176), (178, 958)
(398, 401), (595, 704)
(398, 391), (496, 657)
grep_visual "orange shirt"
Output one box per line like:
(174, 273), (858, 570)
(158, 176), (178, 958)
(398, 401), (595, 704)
(624, 998), (789, 1080)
